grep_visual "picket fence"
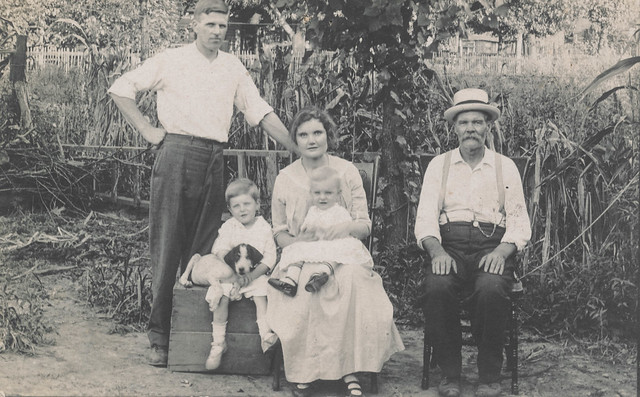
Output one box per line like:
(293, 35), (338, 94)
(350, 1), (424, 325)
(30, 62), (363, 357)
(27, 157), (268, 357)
(24, 46), (612, 78)
(25, 46), (345, 74)
(27, 47), (89, 72)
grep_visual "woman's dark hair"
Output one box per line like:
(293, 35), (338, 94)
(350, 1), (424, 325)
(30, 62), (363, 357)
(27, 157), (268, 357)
(289, 107), (337, 150)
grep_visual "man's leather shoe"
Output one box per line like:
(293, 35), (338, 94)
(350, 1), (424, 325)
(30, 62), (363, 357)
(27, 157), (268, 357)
(438, 377), (460, 397)
(268, 278), (297, 297)
(148, 345), (168, 367)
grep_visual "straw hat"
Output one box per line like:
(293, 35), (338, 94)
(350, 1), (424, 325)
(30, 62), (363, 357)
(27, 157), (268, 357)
(443, 88), (500, 123)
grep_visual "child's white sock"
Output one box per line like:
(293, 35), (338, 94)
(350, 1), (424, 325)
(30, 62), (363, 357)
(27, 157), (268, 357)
(211, 321), (227, 345)
(206, 321), (228, 370)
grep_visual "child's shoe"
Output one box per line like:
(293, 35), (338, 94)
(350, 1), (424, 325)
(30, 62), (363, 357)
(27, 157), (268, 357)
(205, 341), (227, 370)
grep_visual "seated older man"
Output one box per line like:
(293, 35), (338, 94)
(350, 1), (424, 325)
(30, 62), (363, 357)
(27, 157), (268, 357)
(414, 88), (531, 397)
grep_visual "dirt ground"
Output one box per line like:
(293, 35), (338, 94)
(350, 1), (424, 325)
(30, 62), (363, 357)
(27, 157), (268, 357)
(0, 275), (636, 397)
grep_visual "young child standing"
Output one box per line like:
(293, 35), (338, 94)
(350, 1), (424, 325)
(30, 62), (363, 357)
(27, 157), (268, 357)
(181, 178), (277, 370)
(268, 166), (372, 296)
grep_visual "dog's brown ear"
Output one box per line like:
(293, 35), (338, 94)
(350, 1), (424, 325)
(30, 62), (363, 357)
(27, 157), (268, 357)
(223, 246), (240, 267)
(244, 244), (264, 265)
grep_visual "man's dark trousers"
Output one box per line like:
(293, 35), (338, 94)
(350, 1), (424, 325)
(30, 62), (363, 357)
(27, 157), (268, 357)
(147, 134), (225, 348)
(422, 222), (515, 383)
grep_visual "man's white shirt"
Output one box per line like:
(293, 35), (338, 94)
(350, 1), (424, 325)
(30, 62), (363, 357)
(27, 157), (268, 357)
(108, 43), (273, 142)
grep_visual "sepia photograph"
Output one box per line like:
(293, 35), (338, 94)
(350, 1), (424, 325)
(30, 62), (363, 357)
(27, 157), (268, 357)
(0, 0), (638, 396)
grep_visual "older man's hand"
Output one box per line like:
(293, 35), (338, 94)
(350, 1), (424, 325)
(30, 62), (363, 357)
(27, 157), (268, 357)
(478, 251), (506, 275)
(432, 252), (457, 275)
(478, 243), (516, 275)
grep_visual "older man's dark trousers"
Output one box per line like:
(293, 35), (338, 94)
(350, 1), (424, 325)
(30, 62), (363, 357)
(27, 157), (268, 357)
(147, 134), (225, 348)
(422, 222), (515, 383)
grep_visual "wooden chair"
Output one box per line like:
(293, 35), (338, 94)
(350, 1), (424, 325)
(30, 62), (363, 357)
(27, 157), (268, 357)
(271, 153), (381, 393)
(417, 153), (528, 395)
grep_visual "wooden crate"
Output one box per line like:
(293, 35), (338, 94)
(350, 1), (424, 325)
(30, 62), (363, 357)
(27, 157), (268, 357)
(167, 284), (274, 374)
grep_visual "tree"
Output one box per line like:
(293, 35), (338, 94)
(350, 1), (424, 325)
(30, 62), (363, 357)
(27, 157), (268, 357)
(270, 0), (505, 246)
(0, 0), (180, 51)
(466, 0), (581, 56)
(583, 0), (634, 54)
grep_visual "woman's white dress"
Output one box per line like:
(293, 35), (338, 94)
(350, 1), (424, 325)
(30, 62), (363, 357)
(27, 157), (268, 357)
(266, 155), (404, 383)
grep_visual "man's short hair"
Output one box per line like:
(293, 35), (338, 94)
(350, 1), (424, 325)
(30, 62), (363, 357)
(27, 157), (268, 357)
(308, 166), (341, 191)
(194, 0), (229, 18)
(225, 178), (260, 205)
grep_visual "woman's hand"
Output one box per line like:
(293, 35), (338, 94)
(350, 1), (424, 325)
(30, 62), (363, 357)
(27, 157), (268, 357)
(322, 221), (354, 240)
(297, 226), (319, 242)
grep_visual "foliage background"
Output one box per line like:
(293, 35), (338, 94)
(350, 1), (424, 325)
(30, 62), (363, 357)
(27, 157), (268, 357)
(0, 0), (637, 361)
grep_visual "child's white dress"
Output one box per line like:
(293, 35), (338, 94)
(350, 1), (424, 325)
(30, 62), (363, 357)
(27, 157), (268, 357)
(278, 204), (372, 270)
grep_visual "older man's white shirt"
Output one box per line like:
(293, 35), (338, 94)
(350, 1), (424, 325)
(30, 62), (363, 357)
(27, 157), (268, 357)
(415, 147), (531, 251)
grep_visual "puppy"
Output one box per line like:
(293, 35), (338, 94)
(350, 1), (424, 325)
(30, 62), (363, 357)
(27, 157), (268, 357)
(179, 244), (263, 311)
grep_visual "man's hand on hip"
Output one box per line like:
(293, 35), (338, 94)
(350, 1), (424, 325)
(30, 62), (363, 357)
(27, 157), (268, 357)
(141, 125), (167, 145)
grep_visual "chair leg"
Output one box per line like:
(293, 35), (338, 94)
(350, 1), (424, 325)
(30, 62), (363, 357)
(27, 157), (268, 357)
(422, 322), (431, 390)
(272, 343), (282, 391)
(510, 301), (519, 395)
(370, 373), (378, 394)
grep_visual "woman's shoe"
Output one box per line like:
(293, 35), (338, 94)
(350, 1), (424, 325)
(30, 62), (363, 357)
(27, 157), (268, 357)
(268, 278), (298, 297)
(304, 272), (329, 293)
(344, 380), (364, 397)
(291, 382), (314, 397)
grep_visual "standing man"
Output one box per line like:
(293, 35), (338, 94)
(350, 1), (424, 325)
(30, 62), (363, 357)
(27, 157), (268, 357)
(414, 88), (531, 397)
(108, 0), (298, 367)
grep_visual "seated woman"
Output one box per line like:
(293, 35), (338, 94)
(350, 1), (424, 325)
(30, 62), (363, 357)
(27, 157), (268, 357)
(266, 107), (405, 397)
(268, 165), (373, 295)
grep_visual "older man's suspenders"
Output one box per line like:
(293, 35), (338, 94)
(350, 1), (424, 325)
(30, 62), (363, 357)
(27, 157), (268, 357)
(438, 150), (506, 232)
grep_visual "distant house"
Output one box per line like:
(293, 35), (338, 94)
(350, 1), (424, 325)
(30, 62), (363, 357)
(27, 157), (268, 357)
(461, 33), (500, 54)
(439, 33), (501, 55)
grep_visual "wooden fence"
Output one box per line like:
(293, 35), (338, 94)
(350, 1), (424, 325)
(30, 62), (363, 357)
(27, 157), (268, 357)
(27, 47), (89, 72)
(428, 52), (614, 76)
(24, 46), (614, 78)
(61, 144), (292, 211)
(24, 46), (344, 74)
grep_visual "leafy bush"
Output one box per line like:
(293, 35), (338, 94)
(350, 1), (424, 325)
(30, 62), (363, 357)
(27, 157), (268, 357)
(377, 242), (428, 326)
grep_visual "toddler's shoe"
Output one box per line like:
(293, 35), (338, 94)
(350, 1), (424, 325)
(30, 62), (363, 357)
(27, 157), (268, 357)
(305, 272), (329, 293)
(268, 278), (297, 297)
(205, 341), (227, 370)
